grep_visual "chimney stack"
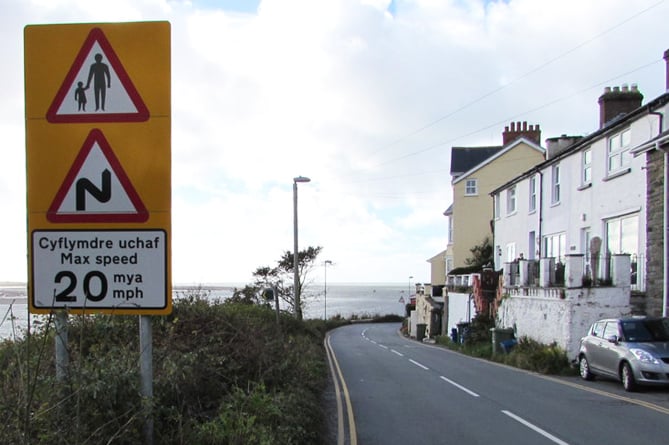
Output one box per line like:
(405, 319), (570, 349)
(598, 83), (643, 128)
(502, 121), (541, 145)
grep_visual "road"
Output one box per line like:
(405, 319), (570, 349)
(325, 322), (669, 445)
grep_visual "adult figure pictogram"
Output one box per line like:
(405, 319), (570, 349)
(86, 53), (111, 111)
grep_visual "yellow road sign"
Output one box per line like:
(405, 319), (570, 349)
(25, 22), (171, 315)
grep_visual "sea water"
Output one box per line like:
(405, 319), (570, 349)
(0, 283), (411, 340)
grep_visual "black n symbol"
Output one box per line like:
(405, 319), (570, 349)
(76, 169), (111, 211)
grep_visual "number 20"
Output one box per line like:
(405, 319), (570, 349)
(54, 271), (108, 303)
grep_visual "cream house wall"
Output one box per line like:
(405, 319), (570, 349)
(451, 140), (545, 268)
(427, 250), (447, 285)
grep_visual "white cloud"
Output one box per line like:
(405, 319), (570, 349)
(3, 0), (668, 286)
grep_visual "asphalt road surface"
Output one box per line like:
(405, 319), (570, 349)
(325, 322), (669, 445)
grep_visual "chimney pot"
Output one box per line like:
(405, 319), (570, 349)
(613, 86), (620, 92)
(604, 86), (611, 93)
(622, 84), (629, 92)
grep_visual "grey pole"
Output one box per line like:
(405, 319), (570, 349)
(273, 285), (280, 326)
(139, 315), (154, 445)
(55, 311), (68, 381)
(324, 260), (332, 320)
(293, 176), (310, 320)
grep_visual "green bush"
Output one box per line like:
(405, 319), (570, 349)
(497, 337), (574, 375)
(0, 297), (329, 445)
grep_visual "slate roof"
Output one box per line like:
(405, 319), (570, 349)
(450, 146), (503, 177)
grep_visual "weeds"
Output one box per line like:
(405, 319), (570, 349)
(0, 297), (329, 445)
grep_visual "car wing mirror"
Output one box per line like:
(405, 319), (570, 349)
(606, 335), (618, 344)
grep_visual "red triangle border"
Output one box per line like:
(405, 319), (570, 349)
(46, 27), (149, 124)
(47, 129), (149, 223)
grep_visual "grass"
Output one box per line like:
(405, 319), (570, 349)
(433, 314), (576, 376)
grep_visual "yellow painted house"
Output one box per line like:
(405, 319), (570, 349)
(447, 122), (546, 272)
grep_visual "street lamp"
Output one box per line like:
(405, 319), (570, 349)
(293, 175), (311, 320)
(324, 260), (332, 320)
(408, 275), (413, 300)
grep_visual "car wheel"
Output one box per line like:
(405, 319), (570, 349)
(621, 362), (637, 392)
(579, 355), (594, 381)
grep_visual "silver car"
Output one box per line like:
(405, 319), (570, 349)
(578, 317), (669, 391)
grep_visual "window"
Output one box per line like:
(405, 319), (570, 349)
(447, 216), (453, 244)
(507, 186), (517, 214)
(603, 322), (620, 340)
(606, 213), (638, 254)
(607, 128), (631, 174)
(494, 193), (501, 219)
(543, 232), (566, 263)
(582, 149), (592, 184)
(529, 176), (537, 213)
(506, 243), (516, 263)
(606, 213), (640, 287)
(551, 164), (560, 204)
(465, 179), (478, 196)
(592, 321), (605, 337)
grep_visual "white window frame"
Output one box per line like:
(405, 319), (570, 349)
(543, 232), (566, 263)
(551, 164), (560, 204)
(605, 213), (638, 255)
(582, 149), (592, 185)
(447, 216), (454, 244)
(465, 178), (478, 196)
(494, 193), (501, 219)
(507, 186), (517, 215)
(529, 176), (537, 213)
(607, 128), (631, 174)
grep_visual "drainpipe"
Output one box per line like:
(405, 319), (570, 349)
(538, 170), (544, 259)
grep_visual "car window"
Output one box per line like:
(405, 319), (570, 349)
(620, 319), (669, 342)
(621, 321), (652, 342)
(642, 319), (669, 341)
(591, 321), (605, 337)
(603, 322), (619, 339)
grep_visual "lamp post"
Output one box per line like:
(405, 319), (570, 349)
(293, 176), (311, 320)
(408, 275), (413, 300)
(324, 260), (332, 320)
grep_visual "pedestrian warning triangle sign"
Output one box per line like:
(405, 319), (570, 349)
(46, 27), (149, 123)
(47, 129), (149, 223)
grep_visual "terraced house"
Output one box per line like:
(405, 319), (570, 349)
(491, 49), (669, 359)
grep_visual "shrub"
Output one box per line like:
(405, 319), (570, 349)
(0, 296), (329, 445)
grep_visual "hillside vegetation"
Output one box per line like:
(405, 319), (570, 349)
(0, 295), (333, 444)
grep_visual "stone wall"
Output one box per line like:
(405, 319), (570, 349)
(497, 287), (631, 361)
(645, 149), (665, 316)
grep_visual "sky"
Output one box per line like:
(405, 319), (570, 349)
(2, 0), (668, 286)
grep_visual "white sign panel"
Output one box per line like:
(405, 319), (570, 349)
(32, 230), (167, 311)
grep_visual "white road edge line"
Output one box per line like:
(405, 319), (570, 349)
(439, 376), (480, 397)
(379, 344), (388, 350)
(391, 349), (404, 356)
(501, 410), (570, 445)
(409, 359), (429, 370)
